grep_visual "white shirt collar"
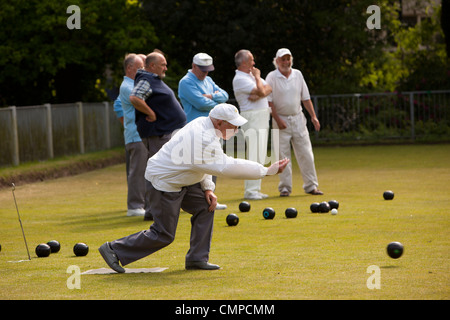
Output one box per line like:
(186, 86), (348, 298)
(275, 68), (296, 79)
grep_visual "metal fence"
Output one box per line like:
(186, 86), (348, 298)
(0, 102), (123, 167)
(0, 90), (449, 167)
(309, 90), (450, 142)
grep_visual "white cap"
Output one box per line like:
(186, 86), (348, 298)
(209, 103), (248, 126)
(276, 48), (292, 58)
(193, 53), (215, 72)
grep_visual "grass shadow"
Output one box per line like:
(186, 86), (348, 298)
(61, 209), (153, 232)
(380, 265), (401, 269)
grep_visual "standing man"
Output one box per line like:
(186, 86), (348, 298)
(116, 53), (149, 216)
(130, 51), (187, 220)
(99, 103), (290, 273)
(178, 52), (229, 210)
(179, 53), (229, 122)
(232, 50), (272, 200)
(113, 54), (149, 187)
(266, 48), (323, 197)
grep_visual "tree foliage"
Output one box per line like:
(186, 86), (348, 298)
(0, 0), (447, 107)
(143, 0), (392, 97)
(142, 0), (448, 98)
(0, 0), (158, 106)
(360, 1), (449, 91)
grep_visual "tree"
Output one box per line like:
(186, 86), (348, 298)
(440, 0), (450, 58)
(141, 0), (398, 96)
(360, 1), (450, 91)
(0, 0), (158, 107)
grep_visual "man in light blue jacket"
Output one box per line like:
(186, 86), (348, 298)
(114, 53), (149, 217)
(178, 53), (229, 122)
(178, 53), (229, 209)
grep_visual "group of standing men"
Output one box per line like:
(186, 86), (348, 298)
(113, 48), (323, 218)
(100, 48), (323, 272)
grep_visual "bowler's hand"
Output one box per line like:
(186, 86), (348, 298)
(266, 158), (290, 175)
(205, 190), (218, 212)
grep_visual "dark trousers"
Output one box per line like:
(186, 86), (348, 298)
(111, 181), (215, 266)
(125, 141), (148, 210)
(141, 134), (172, 219)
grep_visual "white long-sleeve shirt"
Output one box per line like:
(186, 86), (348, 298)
(145, 116), (269, 192)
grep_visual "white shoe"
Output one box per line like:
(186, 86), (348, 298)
(127, 208), (145, 216)
(245, 192), (266, 200)
(258, 192), (269, 199)
(216, 203), (227, 210)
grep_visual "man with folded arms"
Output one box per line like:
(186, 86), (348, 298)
(232, 49), (272, 200)
(178, 52), (229, 210)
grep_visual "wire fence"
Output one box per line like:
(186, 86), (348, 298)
(0, 90), (449, 167)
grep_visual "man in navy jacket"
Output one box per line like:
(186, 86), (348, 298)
(130, 51), (187, 220)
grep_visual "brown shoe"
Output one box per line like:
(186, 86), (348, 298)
(308, 189), (324, 195)
(280, 191), (290, 197)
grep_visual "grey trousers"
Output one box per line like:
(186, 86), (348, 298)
(110, 181), (215, 266)
(125, 141), (148, 210)
(141, 134), (172, 219)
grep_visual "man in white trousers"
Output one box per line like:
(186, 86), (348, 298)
(266, 48), (323, 197)
(232, 50), (272, 200)
(99, 103), (289, 272)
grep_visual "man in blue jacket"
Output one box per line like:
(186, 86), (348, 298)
(178, 53), (229, 209)
(114, 54), (149, 217)
(178, 53), (229, 122)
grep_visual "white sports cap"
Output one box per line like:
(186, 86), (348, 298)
(193, 53), (215, 72)
(209, 103), (248, 127)
(276, 48), (292, 58)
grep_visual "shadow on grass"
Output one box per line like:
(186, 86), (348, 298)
(380, 265), (401, 269)
(60, 209), (154, 232)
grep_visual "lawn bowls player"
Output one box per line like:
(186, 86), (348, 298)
(99, 103), (289, 272)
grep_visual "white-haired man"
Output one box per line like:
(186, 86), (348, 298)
(266, 48), (323, 197)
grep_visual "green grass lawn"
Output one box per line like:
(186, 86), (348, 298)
(0, 144), (449, 300)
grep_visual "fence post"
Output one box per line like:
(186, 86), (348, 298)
(10, 106), (20, 166)
(103, 101), (111, 149)
(44, 103), (54, 159)
(409, 92), (415, 140)
(77, 102), (85, 154)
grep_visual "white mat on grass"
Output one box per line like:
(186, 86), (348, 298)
(82, 267), (168, 275)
